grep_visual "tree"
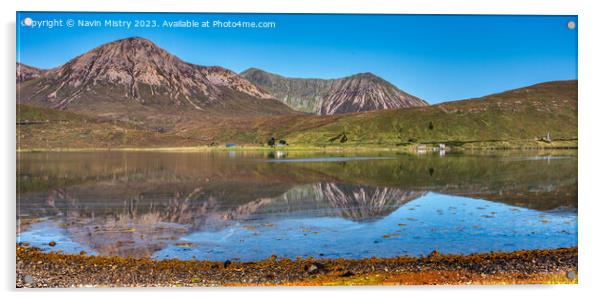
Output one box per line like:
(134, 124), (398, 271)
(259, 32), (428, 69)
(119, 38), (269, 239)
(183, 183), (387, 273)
(396, 126), (404, 143)
(428, 121), (434, 130)
(267, 137), (276, 147)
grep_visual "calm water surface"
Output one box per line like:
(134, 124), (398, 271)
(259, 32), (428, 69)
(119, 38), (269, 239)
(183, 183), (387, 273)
(16, 150), (577, 261)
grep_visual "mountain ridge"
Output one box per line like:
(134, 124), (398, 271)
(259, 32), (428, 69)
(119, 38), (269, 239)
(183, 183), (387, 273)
(240, 67), (428, 115)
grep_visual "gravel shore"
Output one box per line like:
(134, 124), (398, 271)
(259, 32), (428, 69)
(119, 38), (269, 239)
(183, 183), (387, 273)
(16, 245), (577, 287)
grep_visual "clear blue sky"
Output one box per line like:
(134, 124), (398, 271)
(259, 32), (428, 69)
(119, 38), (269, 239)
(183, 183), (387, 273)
(16, 12), (577, 104)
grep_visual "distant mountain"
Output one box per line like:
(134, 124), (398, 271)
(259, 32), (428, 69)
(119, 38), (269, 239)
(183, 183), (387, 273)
(16, 37), (294, 121)
(16, 63), (43, 82)
(240, 68), (427, 115)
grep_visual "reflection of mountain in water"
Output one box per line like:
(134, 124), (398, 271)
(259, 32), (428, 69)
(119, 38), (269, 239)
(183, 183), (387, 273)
(18, 181), (424, 257)
(253, 183), (426, 222)
(318, 183), (423, 221)
(295, 153), (577, 211)
(21, 188), (207, 257)
(17, 151), (577, 257)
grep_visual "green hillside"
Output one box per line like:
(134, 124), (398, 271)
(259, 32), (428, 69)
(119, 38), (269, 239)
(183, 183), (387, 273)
(17, 104), (90, 123)
(282, 80), (577, 148)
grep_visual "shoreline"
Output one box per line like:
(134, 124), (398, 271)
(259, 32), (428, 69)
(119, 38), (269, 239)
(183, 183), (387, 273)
(16, 143), (578, 153)
(16, 245), (577, 287)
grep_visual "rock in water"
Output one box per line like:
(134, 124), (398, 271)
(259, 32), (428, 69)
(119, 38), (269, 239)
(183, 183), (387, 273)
(223, 260), (232, 268)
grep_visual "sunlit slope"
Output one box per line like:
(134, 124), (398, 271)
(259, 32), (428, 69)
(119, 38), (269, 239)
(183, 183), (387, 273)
(283, 80), (577, 147)
(16, 104), (195, 149)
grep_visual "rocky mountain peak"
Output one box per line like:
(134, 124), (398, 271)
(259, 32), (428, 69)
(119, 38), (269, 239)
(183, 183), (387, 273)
(241, 68), (428, 115)
(19, 37), (277, 113)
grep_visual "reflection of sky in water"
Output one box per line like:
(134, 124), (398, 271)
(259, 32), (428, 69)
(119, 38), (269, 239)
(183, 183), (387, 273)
(17, 222), (97, 255)
(150, 193), (575, 261)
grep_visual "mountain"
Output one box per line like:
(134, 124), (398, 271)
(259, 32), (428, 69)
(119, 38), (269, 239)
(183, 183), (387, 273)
(16, 63), (43, 82)
(16, 37), (295, 122)
(240, 68), (428, 115)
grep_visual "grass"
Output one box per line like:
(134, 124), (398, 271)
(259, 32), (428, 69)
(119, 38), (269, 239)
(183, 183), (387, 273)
(16, 104), (200, 150)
